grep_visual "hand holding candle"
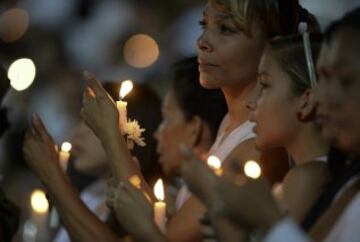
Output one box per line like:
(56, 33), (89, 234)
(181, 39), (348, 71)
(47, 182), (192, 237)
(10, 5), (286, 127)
(153, 179), (166, 233)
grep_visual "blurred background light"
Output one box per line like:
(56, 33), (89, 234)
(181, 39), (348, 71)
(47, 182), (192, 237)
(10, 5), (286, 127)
(0, 8), (29, 43)
(123, 34), (159, 69)
(8, 58), (36, 91)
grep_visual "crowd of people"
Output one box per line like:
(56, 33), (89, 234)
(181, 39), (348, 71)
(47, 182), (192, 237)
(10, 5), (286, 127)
(1, 0), (360, 241)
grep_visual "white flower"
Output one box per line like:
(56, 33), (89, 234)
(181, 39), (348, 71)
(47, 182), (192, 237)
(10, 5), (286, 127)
(123, 119), (146, 149)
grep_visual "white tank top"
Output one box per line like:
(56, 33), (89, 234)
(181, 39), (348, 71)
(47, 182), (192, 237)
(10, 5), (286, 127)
(175, 115), (256, 210)
(208, 115), (256, 161)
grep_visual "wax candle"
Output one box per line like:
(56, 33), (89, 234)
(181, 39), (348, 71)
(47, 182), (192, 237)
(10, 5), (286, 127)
(153, 179), (166, 233)
(50, 142), (72, 228)
(59, 142), (72, 171)
(116, 80), (133, 129)
(207, 155), (223, 176)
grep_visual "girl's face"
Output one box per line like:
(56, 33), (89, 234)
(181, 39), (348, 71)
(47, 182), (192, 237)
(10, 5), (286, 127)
(154, 91), (195, 176)
(197, 3), (267, 91)
(248, 51), (302, 149)
(316, 28), (360, 153)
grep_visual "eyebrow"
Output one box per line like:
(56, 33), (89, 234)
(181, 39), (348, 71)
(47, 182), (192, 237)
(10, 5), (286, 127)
(202, 11), (233, 21)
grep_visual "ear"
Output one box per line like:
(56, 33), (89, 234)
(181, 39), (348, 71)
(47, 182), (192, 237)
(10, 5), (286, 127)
(296, 89), (317, 122)
(188, 115), (204, 147)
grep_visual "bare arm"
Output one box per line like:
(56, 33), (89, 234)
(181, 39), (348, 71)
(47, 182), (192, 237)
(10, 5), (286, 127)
(23, 115), (122, 242)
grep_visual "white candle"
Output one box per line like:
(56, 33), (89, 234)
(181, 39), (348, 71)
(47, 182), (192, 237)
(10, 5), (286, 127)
(59, 142), (72, 171)
(116, 80), (133, 130)
(153, 179), (166, 233)
(50, 142), (72, 228)
(116, 100), (128, 130)
(207, 155), (223, 176)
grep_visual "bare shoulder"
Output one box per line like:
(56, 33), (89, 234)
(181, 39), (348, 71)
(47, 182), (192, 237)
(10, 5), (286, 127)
(283, 162), (330, 222)
(166, 195), (206, 242)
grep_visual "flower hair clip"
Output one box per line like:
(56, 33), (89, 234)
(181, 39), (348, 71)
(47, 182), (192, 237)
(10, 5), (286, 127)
(298, 22), (317, 89)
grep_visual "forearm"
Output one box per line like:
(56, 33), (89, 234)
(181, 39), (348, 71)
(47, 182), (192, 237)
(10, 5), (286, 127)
(43, 170), (120, 242)
(100, 129), (154, 198)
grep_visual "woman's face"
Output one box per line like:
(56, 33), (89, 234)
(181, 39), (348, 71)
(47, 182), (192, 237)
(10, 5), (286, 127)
(71, 122), (108, 176)
(316, 28), (360, 154)
(197, 3), (267, 90)
(248, 51), (301, 149)
(154, 91), (194, 176)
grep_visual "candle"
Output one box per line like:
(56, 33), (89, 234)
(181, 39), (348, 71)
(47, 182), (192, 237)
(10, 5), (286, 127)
(59, 142), (72, 171)
(207, 155), (223, 176)
(24, 189), (49, 242)
(153, 179), (166, 233)
(116, 80), (133, 129)
(50, 142), (72, 228)
(244, 160), (261, 179)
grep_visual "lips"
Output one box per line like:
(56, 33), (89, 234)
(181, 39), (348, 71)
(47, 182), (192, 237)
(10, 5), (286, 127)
(198, 58), (218, 72)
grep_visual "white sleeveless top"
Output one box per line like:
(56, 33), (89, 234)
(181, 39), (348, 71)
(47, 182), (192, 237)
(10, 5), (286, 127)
(175, 115), (256, 210)
(208, 115), (256, 161)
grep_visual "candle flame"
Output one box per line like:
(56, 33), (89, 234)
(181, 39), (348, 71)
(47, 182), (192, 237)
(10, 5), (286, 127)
(207, 156), (221, 170)
(61, 142), (72, 152)
(154, 179), (164, 201)
(244, 160), (261, 179)
(119, 80), (133, 99)
(31, 189), (49, 214)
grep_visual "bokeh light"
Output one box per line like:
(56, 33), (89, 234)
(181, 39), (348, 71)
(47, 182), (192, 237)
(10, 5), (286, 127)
(244, 160), (262, 179)
(0, 8), (29, 43)
(123, 34), (159, 68)
(8, 58), (36, 91)
(61, 142), (72, 152)
(30, 189), (49, 214)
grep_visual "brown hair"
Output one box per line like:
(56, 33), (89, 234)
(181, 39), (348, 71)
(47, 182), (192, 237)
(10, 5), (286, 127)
(267, 34), (323, 94)
(209, 0), (320, 37)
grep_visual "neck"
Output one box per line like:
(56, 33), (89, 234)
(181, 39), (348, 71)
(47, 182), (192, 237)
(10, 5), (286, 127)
(221, 82), (256, 130)
(286, 124), (329, 165)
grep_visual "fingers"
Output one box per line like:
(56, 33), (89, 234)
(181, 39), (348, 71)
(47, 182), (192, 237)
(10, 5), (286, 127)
(31, 114), (54, 144)
(83, 71), (106, 99)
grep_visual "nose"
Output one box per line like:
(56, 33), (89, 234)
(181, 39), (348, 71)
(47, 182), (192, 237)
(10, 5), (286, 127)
(197, 32), (213, 53)
(246, 87), (259, 111)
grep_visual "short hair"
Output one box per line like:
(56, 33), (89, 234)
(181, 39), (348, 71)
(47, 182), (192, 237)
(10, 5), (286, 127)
(171, 57), (227, 142)
(209, 0), (320, 37)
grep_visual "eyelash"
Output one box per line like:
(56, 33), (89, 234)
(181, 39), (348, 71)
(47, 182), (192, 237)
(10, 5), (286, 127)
(199, 20), (206, 29)
(198, 20), (235, 34)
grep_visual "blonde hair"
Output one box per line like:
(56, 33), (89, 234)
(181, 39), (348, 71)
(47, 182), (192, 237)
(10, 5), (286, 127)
(209, 0), (319, 37)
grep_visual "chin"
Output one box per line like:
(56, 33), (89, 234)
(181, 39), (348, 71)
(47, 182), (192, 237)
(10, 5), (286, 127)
(199, 74), (221, 89)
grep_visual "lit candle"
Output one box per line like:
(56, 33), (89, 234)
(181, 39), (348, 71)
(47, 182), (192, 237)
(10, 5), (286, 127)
(50, 142), (72, 228)
(244, 160), (261, 179)
(24, 189), (49, 241)
(59, 142), (72, 171)
(153, 179), (166, 233)
(207, 155), (223, 176)
(116, 80), (133, 130)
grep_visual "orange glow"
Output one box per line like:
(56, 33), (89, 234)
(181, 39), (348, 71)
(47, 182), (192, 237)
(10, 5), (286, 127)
(123, 34), (159, 68)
